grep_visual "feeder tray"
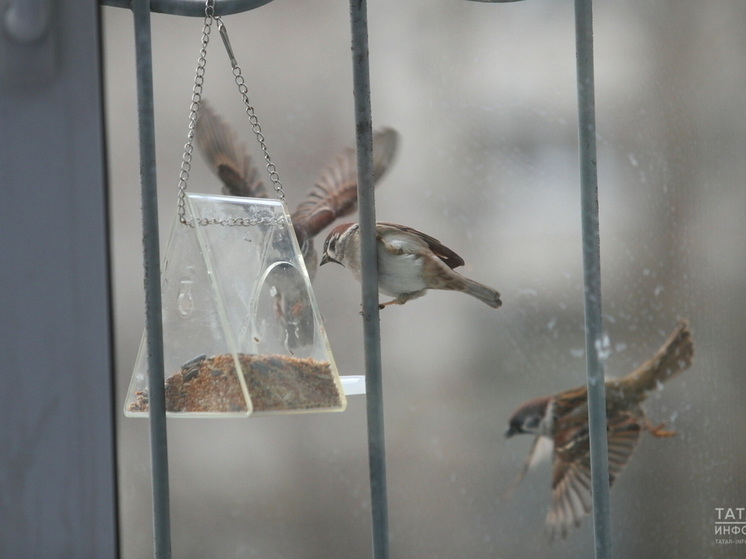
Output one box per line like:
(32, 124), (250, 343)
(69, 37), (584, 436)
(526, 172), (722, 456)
(124, 193), (347, 417)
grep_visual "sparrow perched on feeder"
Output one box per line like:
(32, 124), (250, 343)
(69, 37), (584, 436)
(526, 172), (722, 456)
(505, 319), (694, 539)
(320, 222), (502, 309)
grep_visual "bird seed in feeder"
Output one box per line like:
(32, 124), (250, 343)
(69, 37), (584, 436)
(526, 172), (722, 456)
(128, 353), (342, 414)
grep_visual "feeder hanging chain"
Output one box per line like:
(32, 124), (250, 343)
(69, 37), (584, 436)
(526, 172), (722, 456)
(176, 0), (215, 226)
(177, 0), (286, 227)
(216, 17), (287, 203)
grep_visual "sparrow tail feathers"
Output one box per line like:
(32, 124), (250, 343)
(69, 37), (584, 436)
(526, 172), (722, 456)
(617, 319), (693, 395)
(461, 278), (502, 309)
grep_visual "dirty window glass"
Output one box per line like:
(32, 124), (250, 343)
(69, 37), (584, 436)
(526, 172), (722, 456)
(104, 1), (746, 558)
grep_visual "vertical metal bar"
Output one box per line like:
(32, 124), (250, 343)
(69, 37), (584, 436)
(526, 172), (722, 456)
(574, 0), (612, 557)
(132, 1), (172, 558)
(349, 1), (389, 559)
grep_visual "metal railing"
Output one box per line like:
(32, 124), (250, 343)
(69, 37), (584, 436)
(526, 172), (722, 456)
(131, 1), (172, 556)
(348, 3), (390, 558)
(574, 0), (612, 556)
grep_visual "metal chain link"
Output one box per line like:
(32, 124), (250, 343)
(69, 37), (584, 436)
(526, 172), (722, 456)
(216, 18), (287, 203)
(192, 214), (284, 227)
(177, 1), (287, 227)
(177, 0), (215, 226)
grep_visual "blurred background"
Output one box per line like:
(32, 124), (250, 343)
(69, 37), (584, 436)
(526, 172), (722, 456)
(102, 0), (746, 557)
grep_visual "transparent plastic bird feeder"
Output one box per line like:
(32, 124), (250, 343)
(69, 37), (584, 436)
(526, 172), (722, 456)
(124, 16), (346, 417)
(124, 193), (346, 417)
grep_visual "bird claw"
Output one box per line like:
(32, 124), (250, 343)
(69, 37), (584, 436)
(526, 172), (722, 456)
(358, 303), (388, 315)
(646, 420), (676, 438)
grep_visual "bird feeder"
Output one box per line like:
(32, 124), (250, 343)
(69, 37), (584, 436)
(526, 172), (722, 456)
(125, 192), (346, 417)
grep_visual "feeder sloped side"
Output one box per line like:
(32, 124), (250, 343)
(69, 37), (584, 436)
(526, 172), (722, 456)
(125, 193), (346, 418)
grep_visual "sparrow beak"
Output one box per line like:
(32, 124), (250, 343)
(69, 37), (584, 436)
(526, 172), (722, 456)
(505, 424), (520, 438)
(320, 253), (330, 266)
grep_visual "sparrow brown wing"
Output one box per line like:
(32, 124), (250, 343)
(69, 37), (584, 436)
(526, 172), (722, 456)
(291, 127), (399, 240)
(195, 100), (267, 198)
(613, 319), (693, 397)
(550, 385), (589, 422)
(376, 222), (465, 270)
(547, 412), (642, 540)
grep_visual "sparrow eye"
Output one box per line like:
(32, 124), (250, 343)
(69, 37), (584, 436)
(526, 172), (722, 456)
(523, 415), (541, 431)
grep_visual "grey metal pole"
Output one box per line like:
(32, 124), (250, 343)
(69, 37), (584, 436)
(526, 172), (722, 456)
(132, 0), (172, 557)
(349, 1), (390, 559)
(574, 0), (612, 557)
(102, 0), (272, 15)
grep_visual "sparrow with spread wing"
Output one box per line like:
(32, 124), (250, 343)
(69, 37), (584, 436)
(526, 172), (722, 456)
(505, 319), (694, 539)
(195, 101), (399, 347)
(289, 127), (398, 279)
(195, 99), (399, 278)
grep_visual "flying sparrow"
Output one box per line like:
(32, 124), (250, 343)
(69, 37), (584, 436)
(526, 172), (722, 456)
(320, 222), (502, 309)
(505, 319), (694, 539)
(195, 100), (399, 347)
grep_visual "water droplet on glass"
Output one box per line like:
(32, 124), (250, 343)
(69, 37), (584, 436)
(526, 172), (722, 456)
(595, 334), (611, 362)
(177, 279), (194, 317)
